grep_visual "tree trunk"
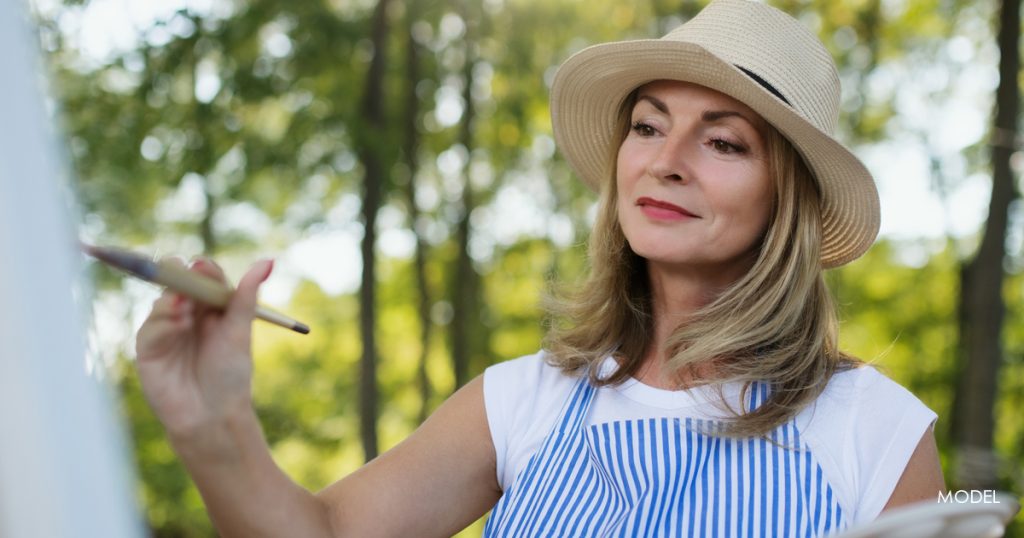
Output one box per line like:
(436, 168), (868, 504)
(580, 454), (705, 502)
(952, 0), (1019, 489)
(189, 19), (218, 255)
(197, 102), (217, 256)
(357, 0), (391, 462)
(450, 0), (477, 391)
(402, 0), (433, 424)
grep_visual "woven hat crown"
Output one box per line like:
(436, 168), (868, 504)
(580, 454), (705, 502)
(667, 0), (841, 134)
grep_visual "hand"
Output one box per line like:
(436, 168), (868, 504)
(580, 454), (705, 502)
(134, 257), (274, 440)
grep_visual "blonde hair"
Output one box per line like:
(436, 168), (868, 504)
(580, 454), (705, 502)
(543, 92), (860, 438)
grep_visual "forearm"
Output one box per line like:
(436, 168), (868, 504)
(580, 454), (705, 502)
(169, 406), (335, 538)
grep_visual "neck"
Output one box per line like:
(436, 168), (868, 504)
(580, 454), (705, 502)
(634, 260), (748, 389)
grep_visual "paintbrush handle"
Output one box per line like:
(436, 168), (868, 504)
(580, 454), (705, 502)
(153, 260), (233, 307)
(153, 259), (310, 334)
(253, 306), (308, 333)
(82, 244), (309, 334)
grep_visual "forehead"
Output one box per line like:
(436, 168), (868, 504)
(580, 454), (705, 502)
(633, 80), (766, 125)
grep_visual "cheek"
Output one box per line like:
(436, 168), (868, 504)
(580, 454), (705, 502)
(750, 176), (774, 229)
(615, 186), (634, 237)
(615, 151), (630, 192)
(711, 169), (772, 233)
(734, 178), (773, 238)
(615, 159), (635, 220)
(615, 139), (646, 187)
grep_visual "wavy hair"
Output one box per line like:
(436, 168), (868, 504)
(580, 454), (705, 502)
(543, 91), (860, 438)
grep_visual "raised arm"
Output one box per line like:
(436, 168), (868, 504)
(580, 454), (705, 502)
(318, 376), (501, 536)
(135, 257), (499, 537)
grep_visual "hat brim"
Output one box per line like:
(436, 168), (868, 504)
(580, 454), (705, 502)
(550, 40), (880, 268)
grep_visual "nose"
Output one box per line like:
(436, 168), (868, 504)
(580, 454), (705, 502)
(646, 132), (693, 184)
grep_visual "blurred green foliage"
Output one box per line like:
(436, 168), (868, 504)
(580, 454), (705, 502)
(34, 0), (1023, 535)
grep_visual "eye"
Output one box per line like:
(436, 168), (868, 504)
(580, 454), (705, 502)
(709, 137), (746, 154)
(631, 121), (657, 137)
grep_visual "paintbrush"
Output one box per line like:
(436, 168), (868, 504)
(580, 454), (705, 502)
(82, 243), (309, 335)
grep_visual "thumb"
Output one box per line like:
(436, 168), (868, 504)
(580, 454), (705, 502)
(225, 259), (274, 328)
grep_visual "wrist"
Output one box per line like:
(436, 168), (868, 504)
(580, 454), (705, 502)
(167, 402), (264, 463)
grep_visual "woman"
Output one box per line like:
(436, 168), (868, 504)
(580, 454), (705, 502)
(135, 0), (945, 536)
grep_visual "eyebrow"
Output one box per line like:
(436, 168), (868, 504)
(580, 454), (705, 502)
(636, 95), (670, 114)
(701, 110), (752, 124)
(635, 94), (757, 127)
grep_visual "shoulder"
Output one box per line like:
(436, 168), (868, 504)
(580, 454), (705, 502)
(483, 351), (581, 489)
(796, 364), (938, 525)
(807, 364), (923, 412)
(482, 350), (581, 424)
(483, 351), (579, 408)
(800, 365), (935, 442)
(485, 350), (565, 385)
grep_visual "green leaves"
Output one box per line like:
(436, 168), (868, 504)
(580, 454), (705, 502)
(38, 0), (1024, 534)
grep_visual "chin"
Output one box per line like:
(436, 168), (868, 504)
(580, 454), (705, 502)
(627, 242), (690, 264)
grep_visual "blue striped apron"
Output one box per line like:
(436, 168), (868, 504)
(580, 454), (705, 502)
(484, 377), (847, 537)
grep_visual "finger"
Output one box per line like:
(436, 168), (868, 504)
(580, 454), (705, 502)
(152, 257), (197, 314)
(152, 291), (175, 312)
(149, 290), (188, 319)
(185, 258), (230, 321)
(224, 259), (273, 335)
(189, 256), (229, 285)
(136, 309), (193, 359)
(143, 294), (192, 328)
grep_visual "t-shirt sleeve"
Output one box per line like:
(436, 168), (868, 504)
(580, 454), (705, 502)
(483, 362), (509, 490)
(483, 351), (572, 490)
(848, 367), (937, 523)
(799, 366), (938, 526)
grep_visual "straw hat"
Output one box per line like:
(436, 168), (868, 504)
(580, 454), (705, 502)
(550, 0), (879, 268)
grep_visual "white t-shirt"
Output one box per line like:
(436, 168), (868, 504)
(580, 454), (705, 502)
(483, 351), (937, 528)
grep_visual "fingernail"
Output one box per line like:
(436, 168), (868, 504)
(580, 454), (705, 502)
(260, 259), (274, 282)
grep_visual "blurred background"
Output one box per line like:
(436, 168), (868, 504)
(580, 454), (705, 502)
(23, 0), (1024, 535)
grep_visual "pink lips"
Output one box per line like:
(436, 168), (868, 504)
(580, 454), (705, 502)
(636, 197), (698, 221)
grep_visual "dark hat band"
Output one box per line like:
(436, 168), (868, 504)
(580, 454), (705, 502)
(736, 65), (791, 106)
